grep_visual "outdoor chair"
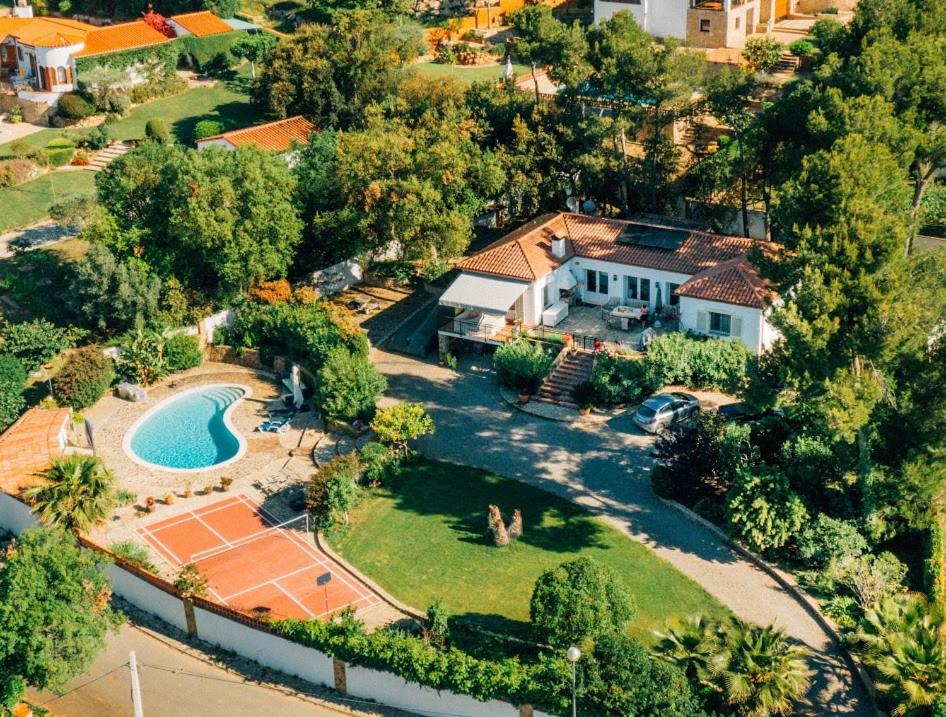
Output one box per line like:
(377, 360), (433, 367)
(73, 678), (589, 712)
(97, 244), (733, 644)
(600, 297), (620, 320)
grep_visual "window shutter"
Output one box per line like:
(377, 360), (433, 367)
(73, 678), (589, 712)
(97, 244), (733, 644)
(697, 311), (708, 333)
(731, 316), (743, 338)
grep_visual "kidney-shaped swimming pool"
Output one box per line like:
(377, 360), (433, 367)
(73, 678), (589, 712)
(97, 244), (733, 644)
(124, 384), (251, 472)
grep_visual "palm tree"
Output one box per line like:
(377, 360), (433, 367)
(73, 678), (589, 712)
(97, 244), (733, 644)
(854, 594), (946, 716)
(719, 623), (811, 717)
(653, 614), (727, 689)
(24, 454), (118, 532)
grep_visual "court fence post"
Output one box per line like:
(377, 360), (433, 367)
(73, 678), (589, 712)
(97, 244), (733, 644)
(182, 598), (198, 637)
(332, 657), (347, 694)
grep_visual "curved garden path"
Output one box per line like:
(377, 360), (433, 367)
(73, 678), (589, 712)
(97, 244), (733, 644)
(373, 348), (874, 717)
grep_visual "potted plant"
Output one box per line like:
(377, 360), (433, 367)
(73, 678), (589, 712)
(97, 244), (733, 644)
(562, 333), (573, 349)
(494, 339), (552, 404)
(219, 476), (233, 492)
(204, 484), (215, 495)
(573, 381), (596, 416)
(164, 493), (174, 505)
(183, 481), (193, 499)
(145, 496), (156, 513)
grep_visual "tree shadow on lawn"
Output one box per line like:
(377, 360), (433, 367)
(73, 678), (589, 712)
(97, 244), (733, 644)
(390, 459), (611, 555)
(0, 246), (77, 326)
(172, 101), (262, 146)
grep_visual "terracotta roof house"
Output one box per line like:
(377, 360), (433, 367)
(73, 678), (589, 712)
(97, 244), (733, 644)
(195, 116), (317, 157)
(0, 406), (72, 496)
(439, 212), (780, 355)
(0, 2), (235, 102)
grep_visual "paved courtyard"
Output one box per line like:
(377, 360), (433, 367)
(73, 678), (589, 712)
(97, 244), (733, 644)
(372, 348), (872, 716)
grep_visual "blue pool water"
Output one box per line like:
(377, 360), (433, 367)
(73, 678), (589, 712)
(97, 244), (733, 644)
(128, 385), (246, 470)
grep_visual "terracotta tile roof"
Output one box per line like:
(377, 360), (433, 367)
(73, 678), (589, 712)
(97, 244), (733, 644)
(198, 116), (317, 152)
(169, 11), (233, 37)
(675, 255), (777, 309)
(73, 20), (171, 58)
(457, 213), (574, 281)
(0, 16), (92, 47)
(456, 212), (778, 308)
(0, 407), (71, 496)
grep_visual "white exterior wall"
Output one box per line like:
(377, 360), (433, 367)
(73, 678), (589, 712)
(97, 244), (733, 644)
(761, 305), (781, 351)
(196, 138), (237, 152)
(0, 491), (37, 536)
(31, 43), (80, 91)
(678, 295), (766, 354)
(594, 0), (688, 39)
(105, 564), (190, 633)
(569, 256), (691, 309)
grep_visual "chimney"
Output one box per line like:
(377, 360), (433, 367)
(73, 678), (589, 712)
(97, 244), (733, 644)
(12, 0), (34, 18)
(551, 231), (566, 259)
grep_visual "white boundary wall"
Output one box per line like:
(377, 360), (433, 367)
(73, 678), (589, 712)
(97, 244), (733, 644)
(0, 491), (37, 535)
(105, 563), (190, 633)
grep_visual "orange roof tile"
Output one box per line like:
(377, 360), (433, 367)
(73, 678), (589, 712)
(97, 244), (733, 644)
(458, 213), (574, 281)
(675, 255), (777, 309)
(0, 16), (92, 47)
(199, 116), (317, 152)
(169, 11), (233, 37)
(73, 20), (170, 58)
(0, 407), (71, 496)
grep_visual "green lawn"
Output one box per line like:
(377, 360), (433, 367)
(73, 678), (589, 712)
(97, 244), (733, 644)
(0, 171), (96, 233)
(329, 459), (731, 643)
(412, 61), (531, 86)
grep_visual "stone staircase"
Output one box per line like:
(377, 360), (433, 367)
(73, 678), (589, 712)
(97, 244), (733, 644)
(535, 350), (595, 409)
(771, 52), (801, 74)
(87, 141), (130, 171)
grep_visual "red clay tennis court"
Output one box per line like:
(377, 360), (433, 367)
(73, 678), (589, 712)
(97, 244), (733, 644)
(137, 494), (380, 620)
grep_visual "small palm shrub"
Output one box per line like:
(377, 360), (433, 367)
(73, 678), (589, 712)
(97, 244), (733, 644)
(493, 339), (551, 395)
(23, 455), (117, 532)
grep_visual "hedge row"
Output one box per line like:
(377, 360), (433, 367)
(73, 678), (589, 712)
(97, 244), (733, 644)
(276, 616), (570, 713)
(76, 31), (248, 75)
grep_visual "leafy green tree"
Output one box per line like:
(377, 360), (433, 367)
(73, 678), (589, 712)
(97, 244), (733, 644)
(315, 348), (386, 422)
(0, 355), (25, 432)
(251, 11), (423, 128)
(369, 402), (434, 450)
(24, 455), (117, 532)
(579, 631), (706, 717)
(718, 623), (810, 717)
(529, 556), (636, 648)
(493, 339), (552, 395)
(115, 323), (167, 387)
(795, 514), (867, 569)
(230, 31), (277, 79)
(69, 243), (162, 333)
(306, 453), (361, 529)
(726, 464), (808, 553)
(0, 529), (121, 698)
(509, 5), (589, 101)
(0, 319), (70, 373)
(741, 37), (784, 73)
(52, 347), (115, 410)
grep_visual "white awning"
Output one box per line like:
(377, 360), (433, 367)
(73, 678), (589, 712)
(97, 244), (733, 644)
(440, 272), (529, 314)
(558, 268), (577, 290)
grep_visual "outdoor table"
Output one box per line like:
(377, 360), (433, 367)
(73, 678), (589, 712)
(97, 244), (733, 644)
(610, 305), (645, 330)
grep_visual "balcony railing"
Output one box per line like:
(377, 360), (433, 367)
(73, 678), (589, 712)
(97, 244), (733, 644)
(440, 318), (602, 352)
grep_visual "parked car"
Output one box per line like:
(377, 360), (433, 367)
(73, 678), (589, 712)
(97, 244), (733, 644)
(632, 392), (700, 433)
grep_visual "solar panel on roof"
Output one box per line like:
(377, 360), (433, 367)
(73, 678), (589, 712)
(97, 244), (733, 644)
(616, 224), (690, 251)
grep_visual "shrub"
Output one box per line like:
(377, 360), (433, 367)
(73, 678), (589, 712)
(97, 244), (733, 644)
(0, 355), (26, 432)
(110, 540), (156, 572)
(52, 347), (115, 409)
(9, 139), (31, 159)
(174, 563), (208, 597)
(646, 332), (753, 392)
(741, 36), (784, 73)
(493, 339), (551, 395)
(573, 380), (596, 411)
(796, 514), (867, 569)
(591, 352), (660, 405)
(57, 93), (94, 120)
(107, 92), (131, 115)
(145, 118), (170, 143)
(369, 402), (434, 449)
(164, 333), (203, 373)
(837, 552), (907, 610)
(788, 38), (816, 57)
(85, 125), (111, 150)
(811, 17), (846, 55)
(307, 453), (361, 530)
(0, 319), (70, 372)
(0, 159), (34, 189)
(726, 464), (808, 553)
(360, 441), (396, 484)
(529, 556), (636, 648)
(193, 119), (225, 141)
(315, 348), (387, 423)
(248, 278), (292, 304)
(820, 5), (839, 13)
(115, 325), (167, 386)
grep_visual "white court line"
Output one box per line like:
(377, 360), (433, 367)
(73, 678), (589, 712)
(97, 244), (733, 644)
(138, 526), (184, 565)
(219, 563), (319, 601)
(273, 581), (317, 618)
(278, 530), (372, 600)
(141, 495), (246, 532)
(207, 585), (226, 603)
(192, 513), (234, 552)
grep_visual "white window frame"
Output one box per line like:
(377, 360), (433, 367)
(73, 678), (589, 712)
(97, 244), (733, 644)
(709, 312), (732, 336)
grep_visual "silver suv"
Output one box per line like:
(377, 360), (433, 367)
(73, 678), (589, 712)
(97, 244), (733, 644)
(632, 392), (700, 433)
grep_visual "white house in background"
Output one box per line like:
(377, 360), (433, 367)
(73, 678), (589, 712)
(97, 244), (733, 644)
(196, 116), (317, 162)
(438, 212), (780, 355)
(592, 0), (796, 49)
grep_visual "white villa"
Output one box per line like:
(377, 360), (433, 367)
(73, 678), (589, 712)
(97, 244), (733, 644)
(439, 212), (780, 355)
(593, 0), (797, 49)
(196, 115), (316, 160)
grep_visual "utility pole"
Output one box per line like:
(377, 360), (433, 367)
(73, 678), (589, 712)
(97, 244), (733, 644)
(129, 651), (144, 717)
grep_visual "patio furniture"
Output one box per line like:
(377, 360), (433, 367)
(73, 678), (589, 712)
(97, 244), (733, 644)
(256, 417), (291, 433)
(542, 300), (569, 327)
(610, 305), (646, 331)
(600, 297), (620, 320)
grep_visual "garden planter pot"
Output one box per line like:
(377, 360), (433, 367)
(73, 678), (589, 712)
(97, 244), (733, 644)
(579, 407), (592, 416)
(518, 392), (530, 404)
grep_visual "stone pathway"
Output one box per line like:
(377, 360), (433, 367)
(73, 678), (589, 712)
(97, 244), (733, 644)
(373, 348), (873, 717)
(88, 140), (131, 171)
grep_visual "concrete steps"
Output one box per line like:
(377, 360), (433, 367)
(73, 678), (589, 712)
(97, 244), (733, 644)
(771, 52), (801, 74)
(535, 350), (594, 408)
(87, 141), (130, 171)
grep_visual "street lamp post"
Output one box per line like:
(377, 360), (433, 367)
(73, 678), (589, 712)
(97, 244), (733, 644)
(566, 645), (581, 717)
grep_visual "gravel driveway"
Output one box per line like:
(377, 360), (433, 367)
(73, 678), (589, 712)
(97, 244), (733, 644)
(373, 348), (873, 716)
